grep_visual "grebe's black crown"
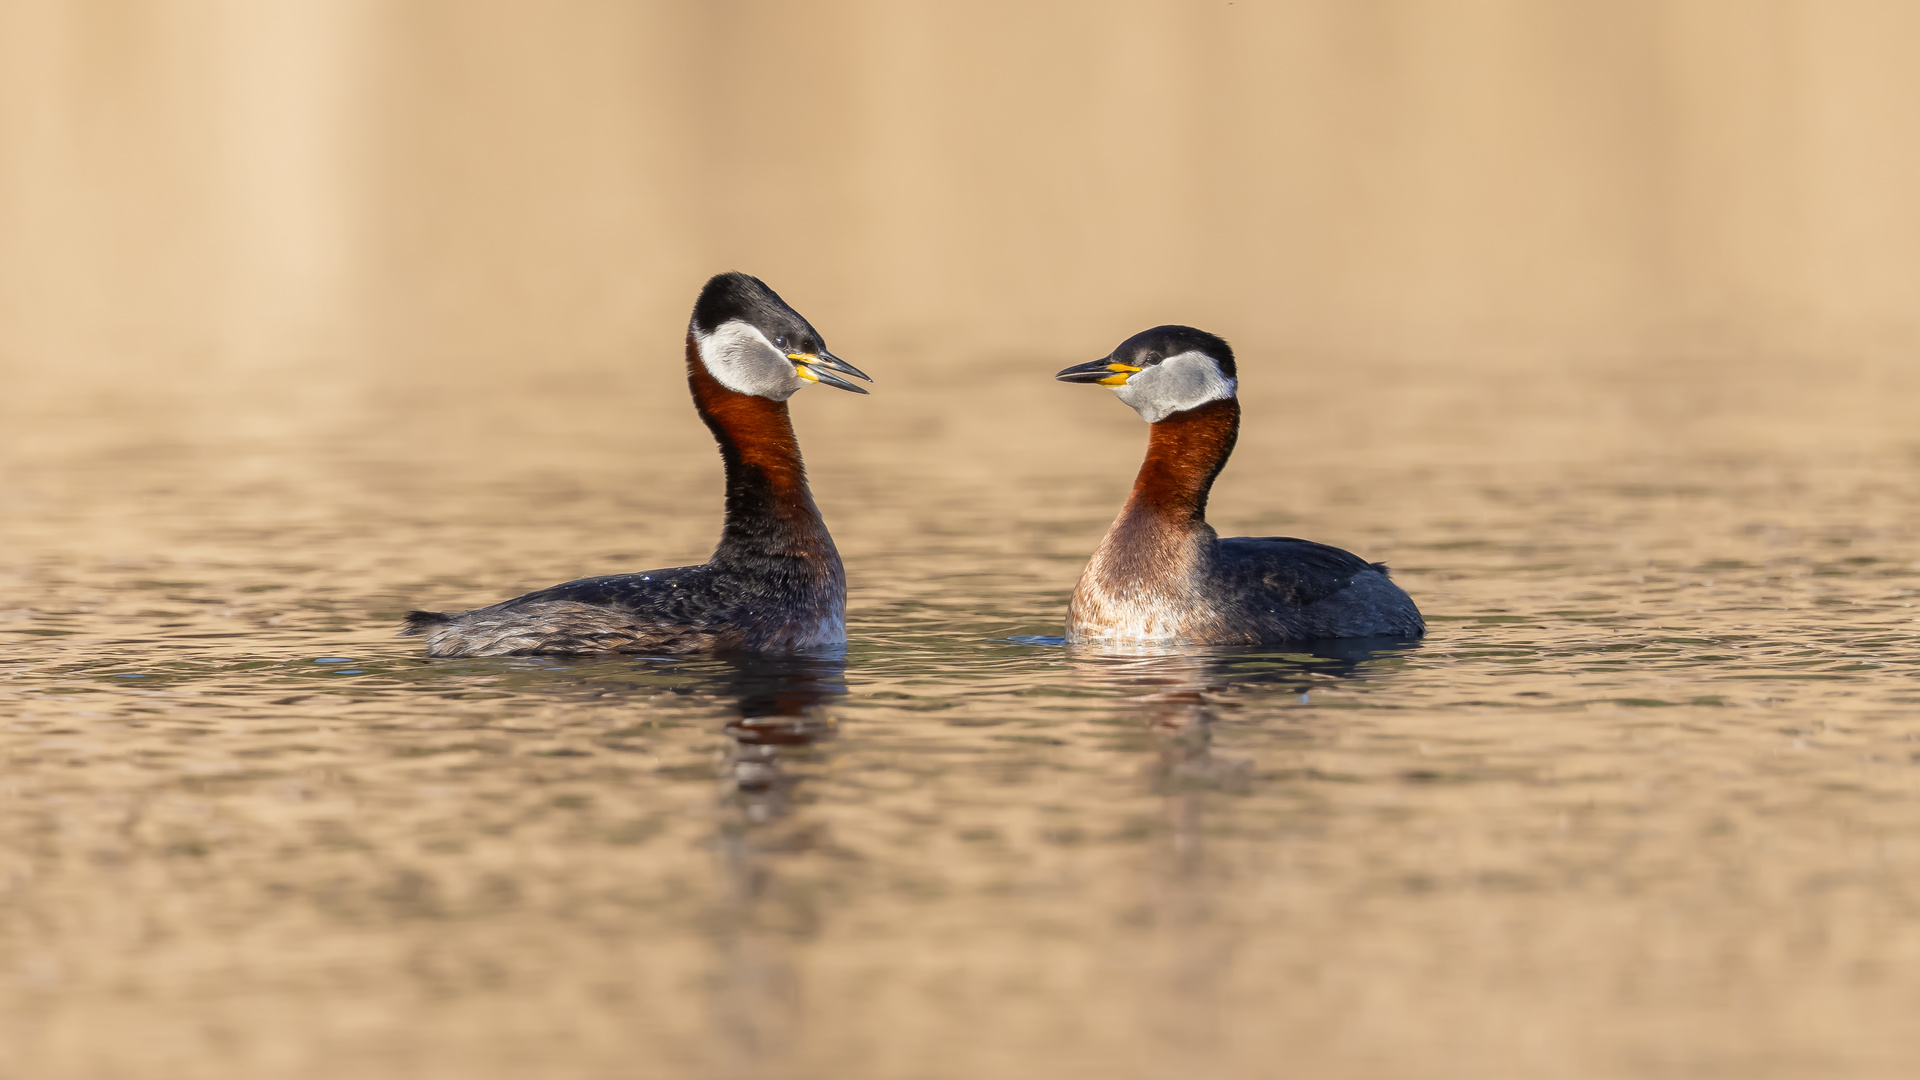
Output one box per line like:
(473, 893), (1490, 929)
(691, 271), (827, 357)
(1111, 325), (1236, 379)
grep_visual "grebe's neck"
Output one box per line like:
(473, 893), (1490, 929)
(1117, 397), (1240, 529)
(1066, 398), (1239, 643)
(686, 335), (837, 568)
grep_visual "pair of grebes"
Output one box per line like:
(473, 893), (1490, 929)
(402, 273), (1424, 656)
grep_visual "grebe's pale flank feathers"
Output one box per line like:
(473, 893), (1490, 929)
(1056, 325), (1237, 424)
(690, 272), (871, 400)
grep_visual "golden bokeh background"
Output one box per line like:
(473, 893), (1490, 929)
(5, 0), (1919, 383)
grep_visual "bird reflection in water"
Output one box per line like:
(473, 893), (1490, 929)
(705, 652), (846, 1079)
(1069, 637), (1414, 811)
(1061, 638), (1416, 1067)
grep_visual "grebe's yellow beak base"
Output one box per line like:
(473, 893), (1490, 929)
(788, 350), (873, 394)
(1055, 358), (1141, 387)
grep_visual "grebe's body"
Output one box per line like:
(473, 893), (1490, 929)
(403, 273), (869, 658)
(1057, 327), (1422, 647)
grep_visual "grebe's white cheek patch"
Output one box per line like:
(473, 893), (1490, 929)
(695, 321), (807, 400)
(1112, 350), (1237, 423)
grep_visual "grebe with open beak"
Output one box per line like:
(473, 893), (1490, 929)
(403, 272), (871, 657)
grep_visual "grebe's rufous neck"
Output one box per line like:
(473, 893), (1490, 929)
(402, 271), (872, 657)
(1055, 325), (1423, 647)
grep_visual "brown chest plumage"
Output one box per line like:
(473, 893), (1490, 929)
(1067, 400), (1241, 644)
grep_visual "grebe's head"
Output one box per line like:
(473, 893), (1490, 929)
(1055, 325), (1236, 423)
(689, 272), (871, 399)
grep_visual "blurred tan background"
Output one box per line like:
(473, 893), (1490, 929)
(7, 14), (1920, 1077)
(3, 0), (1919, 383)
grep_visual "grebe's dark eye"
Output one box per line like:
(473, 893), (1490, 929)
(773, 335), (788, 350)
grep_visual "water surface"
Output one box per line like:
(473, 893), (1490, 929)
(3, 352), (1919, 1079)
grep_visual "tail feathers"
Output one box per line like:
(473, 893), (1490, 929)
(400, 610), (455, 636)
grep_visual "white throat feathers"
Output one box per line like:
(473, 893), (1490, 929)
(1113, 350), (1238, 423)
(694, 320), (809, 401)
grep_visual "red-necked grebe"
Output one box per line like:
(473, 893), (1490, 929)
(402, 272), (871, 657)
(1055, 325), (1422, 646)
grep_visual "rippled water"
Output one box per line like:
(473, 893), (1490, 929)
(4, 352), (1919, 1079)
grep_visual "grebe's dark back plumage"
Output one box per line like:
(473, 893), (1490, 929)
(402, 272), (871, 658)
(1055, 326), (1423, 646)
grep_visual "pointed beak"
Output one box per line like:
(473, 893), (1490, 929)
(1055, 358), (1140, 387)
(788, 350), (872, 394)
